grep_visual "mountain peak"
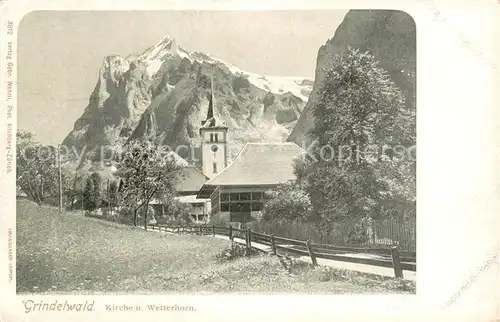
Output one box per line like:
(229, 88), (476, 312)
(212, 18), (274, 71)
(139, 36), (191, 77)
(140, 36), (178, 59)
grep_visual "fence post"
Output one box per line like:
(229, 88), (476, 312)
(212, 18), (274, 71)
(229, 225), (233, 241)
(212, 224), (215, 237)
(390, 243), (404, 279)
(305, 240), (318, 267)
(245, 228), (251, 256)
(271, 234), (277, 255)
(248, 229), (252, 248)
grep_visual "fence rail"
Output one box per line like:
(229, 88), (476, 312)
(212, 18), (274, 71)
(148, 223), (416, 279)
(248, 218), (416, 253)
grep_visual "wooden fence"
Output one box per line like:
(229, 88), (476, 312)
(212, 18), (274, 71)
(248, 218), (416, 253)
(147, 224), (416, 279)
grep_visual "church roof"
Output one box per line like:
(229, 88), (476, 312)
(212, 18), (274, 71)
(197, 142), (305, 197)
(177, 167), (209, 193)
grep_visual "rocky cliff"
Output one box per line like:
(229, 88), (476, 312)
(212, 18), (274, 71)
(62, 36), (313, 163)
(287, 10), (416, 146)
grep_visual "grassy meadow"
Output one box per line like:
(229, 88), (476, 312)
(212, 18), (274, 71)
(16, 200), (415, 294)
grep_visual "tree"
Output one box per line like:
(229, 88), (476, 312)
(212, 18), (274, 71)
(16, 130), (59, 205)
(108, 180), (119, 208)
(300, 47), (415, 224)
(161, 198), (193, 225)
(62, 170), (79, 209)
(83, 172), (102, 211)
(262, 182), (313, 223)
(118, 139), (183, 229)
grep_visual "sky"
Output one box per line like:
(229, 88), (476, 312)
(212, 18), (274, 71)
(18, 10), (348, 145)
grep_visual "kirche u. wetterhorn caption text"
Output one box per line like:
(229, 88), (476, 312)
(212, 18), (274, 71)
(105, 304), (196, 312)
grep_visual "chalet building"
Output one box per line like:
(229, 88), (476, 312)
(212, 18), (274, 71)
(149, 167), (210, 222)
(196, 142), (305, 222)
(175, 167), (210, 222)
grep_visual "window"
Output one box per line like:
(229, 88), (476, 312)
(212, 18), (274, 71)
(221, 202), (230, 212)
(213, 162), (217, 173)
(210, 134), (214, 142)
(251, 202), (263, 211)
(231, 203), (250, 213)
(251, 192), (263, 200)
(214, 133), (219, 142)
(221, 193), (230, 201)
(239, 193), (251, 201)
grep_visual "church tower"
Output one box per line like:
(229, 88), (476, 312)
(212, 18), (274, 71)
(199, 77), (228, 178)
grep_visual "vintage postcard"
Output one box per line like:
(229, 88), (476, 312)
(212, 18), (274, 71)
(0, 0), (498, 321)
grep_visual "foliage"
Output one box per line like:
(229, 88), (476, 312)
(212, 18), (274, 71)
(215, 242), (255, 263)
(108, 180), (119, 208)
(137, 205), (156, 224)
(83, 172), (102, 211)
(346, 224), (370, 245)
(299, 47), (416, 223)
(161, 198), (193, 225)
(16, 130), (74, 206)
(261, 182), (313, 223)
(117, 139), (182, 228)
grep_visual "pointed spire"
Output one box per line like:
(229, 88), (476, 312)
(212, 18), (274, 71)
(201, 76), (216, 127)
(207, 76), (214, 121)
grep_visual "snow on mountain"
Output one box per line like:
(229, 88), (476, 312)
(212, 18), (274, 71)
(201, 54), (313, 101)
(137, 36), (313, 101)
(63, 35), (315, 168)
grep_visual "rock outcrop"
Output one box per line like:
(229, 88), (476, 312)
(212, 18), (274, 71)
(287, 10), (416, 146)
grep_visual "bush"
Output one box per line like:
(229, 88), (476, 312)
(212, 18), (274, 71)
(262, 182), (312, 222)
(346, 224), (370, 245)
(380, 278), (416, 292)
(83, 172), (102, 211)
(157, 199), (193, 225)
(215, 242), (257, 263)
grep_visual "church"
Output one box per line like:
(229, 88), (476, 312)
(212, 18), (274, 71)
(142, 78), (305, 224)
(191, 78), (306, 223)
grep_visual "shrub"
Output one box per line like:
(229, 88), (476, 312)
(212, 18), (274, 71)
(83, 172), (102, 211)
(309, 266), (354, 282)
(346, 223), (370, 245)
(160, 199), (193, 225)
(262, 182), (312, 223)
(215, 242), (257, 263)
(380, 278), (416, 293)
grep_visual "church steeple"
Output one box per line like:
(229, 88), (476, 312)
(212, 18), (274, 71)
(199, 76), (228, 178)
(201, 76), (216, 127)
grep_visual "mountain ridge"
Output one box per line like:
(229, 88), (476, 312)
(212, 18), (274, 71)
(62, 36), (314, 163)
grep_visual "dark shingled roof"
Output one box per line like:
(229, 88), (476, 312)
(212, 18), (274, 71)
(197, 143), (305, 197)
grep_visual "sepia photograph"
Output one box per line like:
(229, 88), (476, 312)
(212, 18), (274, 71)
(15, 9), (416, 295)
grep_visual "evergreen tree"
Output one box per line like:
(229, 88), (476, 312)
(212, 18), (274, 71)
(300, 47), (415, 223)
(83, 172), (102, 211)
